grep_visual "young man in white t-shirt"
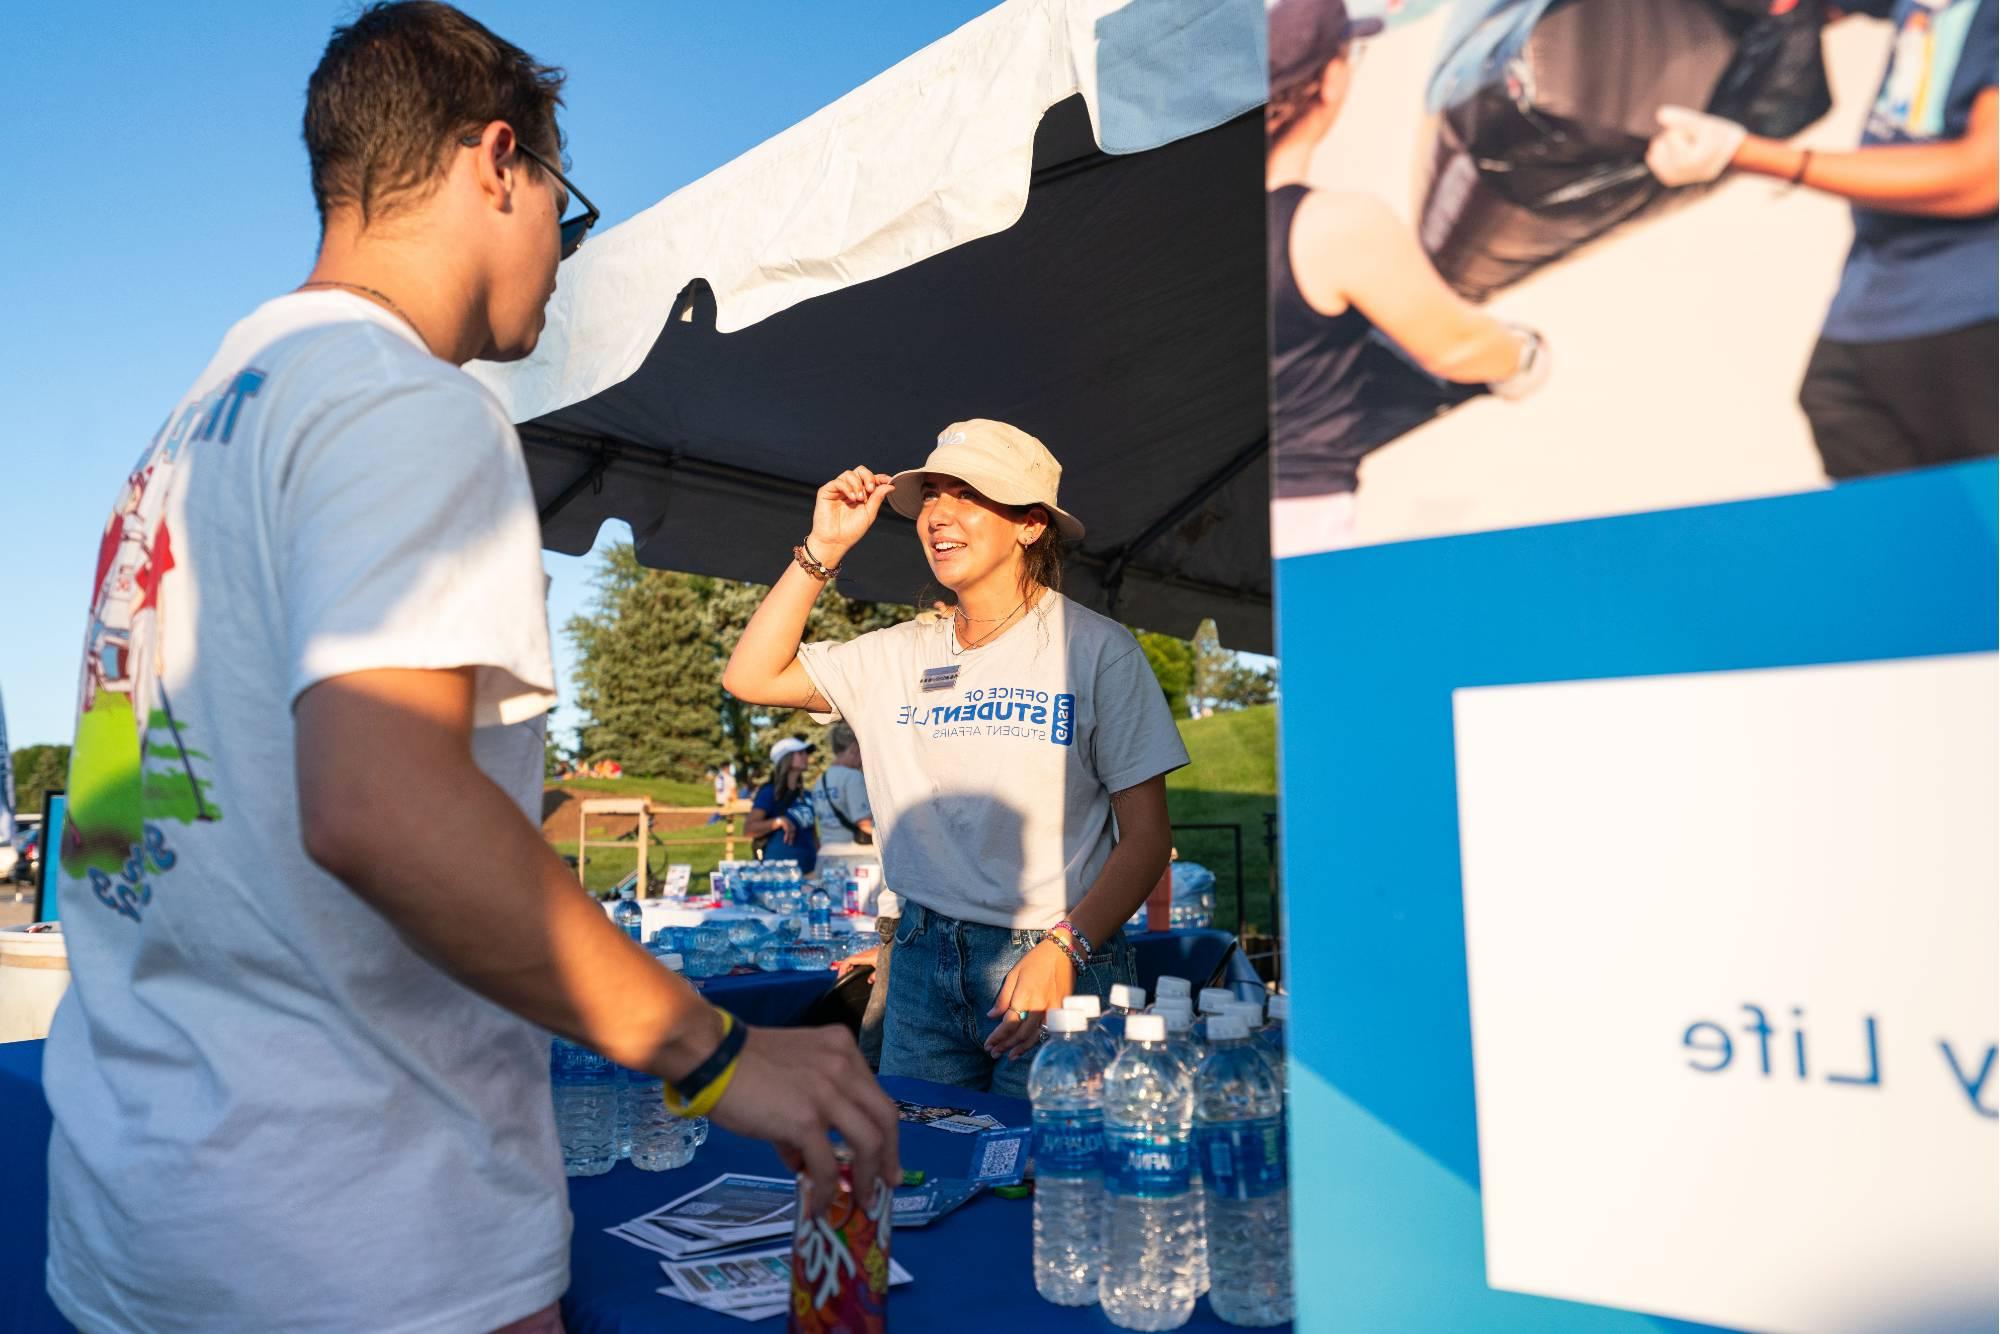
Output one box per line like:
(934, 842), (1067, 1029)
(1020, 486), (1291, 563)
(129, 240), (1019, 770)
(42, 8), (894, 1333)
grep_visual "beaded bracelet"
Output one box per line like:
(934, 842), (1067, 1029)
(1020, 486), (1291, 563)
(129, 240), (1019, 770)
(793, 539), (840, 582)
(1046, 931), (1090, 973)
(1052, 918), (1096, 960)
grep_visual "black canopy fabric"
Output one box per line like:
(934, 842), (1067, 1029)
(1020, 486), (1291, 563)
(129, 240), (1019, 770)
(515, 97), (1273, 652)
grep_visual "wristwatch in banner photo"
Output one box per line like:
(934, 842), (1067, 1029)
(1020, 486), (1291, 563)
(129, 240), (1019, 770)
(1490, 322), (1550, 402)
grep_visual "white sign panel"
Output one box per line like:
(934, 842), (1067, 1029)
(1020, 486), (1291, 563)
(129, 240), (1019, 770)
(1453, 654), (1998, 1334)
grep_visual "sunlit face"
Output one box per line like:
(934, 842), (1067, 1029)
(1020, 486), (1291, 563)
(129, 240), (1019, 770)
(916, 474), (1045, 594)
(479, 146), (566, 362)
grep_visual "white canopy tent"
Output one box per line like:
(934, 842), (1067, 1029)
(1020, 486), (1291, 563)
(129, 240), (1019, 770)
(471, 0), (1272, 649)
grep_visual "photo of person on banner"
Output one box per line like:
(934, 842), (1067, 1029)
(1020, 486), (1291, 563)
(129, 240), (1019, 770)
(1266, 0), (1550, 558)
(1645, 0), (1997, 481)
(1266, 0), (1997, 558)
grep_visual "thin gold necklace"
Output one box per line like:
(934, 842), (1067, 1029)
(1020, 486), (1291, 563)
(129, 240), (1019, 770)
(297, 280), (419, 336)
(950, 599), (1026, 654)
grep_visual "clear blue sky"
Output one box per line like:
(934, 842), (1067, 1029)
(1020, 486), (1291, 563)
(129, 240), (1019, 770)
(1, 1), (1001, 749)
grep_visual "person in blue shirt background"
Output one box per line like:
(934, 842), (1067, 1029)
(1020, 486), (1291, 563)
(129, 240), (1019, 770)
(747, 736), (818, 872)
(1647, 0), (1998, 480)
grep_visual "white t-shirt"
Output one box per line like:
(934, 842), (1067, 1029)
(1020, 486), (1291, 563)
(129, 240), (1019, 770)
(43, 291), (568, 1334)
(796, 595), (1188, 929)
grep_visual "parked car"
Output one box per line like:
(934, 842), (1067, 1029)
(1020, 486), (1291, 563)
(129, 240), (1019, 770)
(10, 826), (41, 886)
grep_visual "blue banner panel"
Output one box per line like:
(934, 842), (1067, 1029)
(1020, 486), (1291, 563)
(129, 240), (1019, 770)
(1278, 461), (1997, 1332)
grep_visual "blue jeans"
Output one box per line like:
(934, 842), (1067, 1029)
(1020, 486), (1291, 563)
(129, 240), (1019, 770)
(878, 900), (1138, 1099)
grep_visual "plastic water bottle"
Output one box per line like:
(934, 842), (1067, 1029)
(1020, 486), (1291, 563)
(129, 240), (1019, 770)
(1192, 988), (1236, 1045)
(1099, 1013), (1197, 1329)
(1156, 1003), (1210, 1298)
(612, 884), (644, 941)
(550, 1038), (618, 1177)
(627, 955), (711, 1170)
(1029, 1007), (1109, 1306)
(1062, 994), (1116, 1065)
(1153, 976), (1192, 1009)
(1262, 995), (1289, 1059)
(807, 881), (833, 941)
(1101, 983), (1145, 1048)
(1195, 1014), (1292, 1326)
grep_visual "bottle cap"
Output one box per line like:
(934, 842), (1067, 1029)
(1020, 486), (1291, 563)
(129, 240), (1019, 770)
(620, 884), (637, 899)
(1208, 1014), (1249, 1041)
(1123, 1013), (1166, 1043)
(1153, 997), (1194, 1018)
(1268, 995), (1290, 1021)
(1155, 976), (1192, 999)
(1109, 984), (1146, 1011)
(1061, 994), (1103, 1018)
(1232, 997), (1265, 1024)
(1044, 1007), (1089, 1034)
(1159, 1006), (1193, 1033)
(1199, 987), (1235, 1014)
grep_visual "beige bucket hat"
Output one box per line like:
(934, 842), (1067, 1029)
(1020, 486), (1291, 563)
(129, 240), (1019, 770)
(887, 419), (1086, 541)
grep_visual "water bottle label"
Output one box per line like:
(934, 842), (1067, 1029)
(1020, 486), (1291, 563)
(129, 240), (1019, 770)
(1196, 1115), (1287, 1200)
(1103, 1126), (1191, 1198)
(1032, 1108), (1103, 1175)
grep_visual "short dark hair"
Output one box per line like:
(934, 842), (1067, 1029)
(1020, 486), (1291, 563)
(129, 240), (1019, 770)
(304, 1), (566, 225)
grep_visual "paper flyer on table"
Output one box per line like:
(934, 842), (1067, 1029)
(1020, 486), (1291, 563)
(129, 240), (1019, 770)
(609, 1174), (798, 1258)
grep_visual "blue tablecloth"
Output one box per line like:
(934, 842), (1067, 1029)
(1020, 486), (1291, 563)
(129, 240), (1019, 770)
(564, 1072), (1264, 1332)
(696, 966), (838, 1025)
(2, 1039), (1281, 1333)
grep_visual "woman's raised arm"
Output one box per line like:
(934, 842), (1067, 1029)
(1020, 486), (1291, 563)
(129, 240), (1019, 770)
(722, 467), (895, 707)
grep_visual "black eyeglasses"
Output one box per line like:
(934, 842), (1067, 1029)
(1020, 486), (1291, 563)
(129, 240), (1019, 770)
(460, 132), (601, 260)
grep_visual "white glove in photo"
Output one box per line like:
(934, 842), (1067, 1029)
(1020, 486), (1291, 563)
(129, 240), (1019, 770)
(1645, 105), (1748, 187)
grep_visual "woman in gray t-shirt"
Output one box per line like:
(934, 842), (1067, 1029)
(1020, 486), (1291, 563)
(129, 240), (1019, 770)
(722, 419), (1187, 1096)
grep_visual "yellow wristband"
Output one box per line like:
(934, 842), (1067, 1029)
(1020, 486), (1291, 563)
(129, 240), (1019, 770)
(660, 1011), (745, 1118)
(664, 1055), (741, 1119)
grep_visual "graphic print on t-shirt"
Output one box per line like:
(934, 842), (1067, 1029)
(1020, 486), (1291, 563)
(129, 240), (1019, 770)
(1872, 0), (1983, 139)
(895, 682), (1076, 745)
(64, 367), (265, 919)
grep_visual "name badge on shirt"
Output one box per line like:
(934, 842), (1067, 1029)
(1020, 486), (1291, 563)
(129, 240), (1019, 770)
(920, 665), (960, 693)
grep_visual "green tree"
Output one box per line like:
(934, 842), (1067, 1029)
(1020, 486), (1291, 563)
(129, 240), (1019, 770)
(1135, 631), (1194, 720)
(566, 547), (728, 781)
(1190, 617), (1277, 714)
(1216, 659), (1277, 710)
(10, 744), (71, 820)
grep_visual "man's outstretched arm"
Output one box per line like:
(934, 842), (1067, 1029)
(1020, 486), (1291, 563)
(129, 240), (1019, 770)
(294, 666), (899, 1203)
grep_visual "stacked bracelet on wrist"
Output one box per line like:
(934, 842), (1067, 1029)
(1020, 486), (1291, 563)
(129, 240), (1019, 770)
(662, 1009), (746, 1119)
(1047, 918), (1096, 972)
(793, 539), (840, 582)
(1047, 933), (1090, 972)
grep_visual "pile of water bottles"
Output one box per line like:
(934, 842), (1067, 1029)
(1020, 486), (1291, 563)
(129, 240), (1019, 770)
(1030, 978), (1293, 1330)
(607, 862), (875, 980)
(549, 951), (712, 1178)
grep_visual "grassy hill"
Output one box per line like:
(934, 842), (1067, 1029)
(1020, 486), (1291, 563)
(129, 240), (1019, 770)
(548, 704), (1280, 929)
(1165, 704), (1278, 933)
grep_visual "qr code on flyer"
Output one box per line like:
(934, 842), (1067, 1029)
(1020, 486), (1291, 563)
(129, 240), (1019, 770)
(976, 1134), (1024, 1181)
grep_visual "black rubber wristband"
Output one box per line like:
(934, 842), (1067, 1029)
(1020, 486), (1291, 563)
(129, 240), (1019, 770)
(670, 1009), (746, 1104)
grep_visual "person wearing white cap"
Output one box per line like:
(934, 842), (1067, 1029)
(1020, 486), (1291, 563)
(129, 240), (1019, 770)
(723, 420), (1190, 1097)
(746, 735), (818, 871)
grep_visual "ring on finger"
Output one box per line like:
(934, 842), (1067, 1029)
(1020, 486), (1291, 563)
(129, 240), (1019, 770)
(1015, 1008), (1030, 1021)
